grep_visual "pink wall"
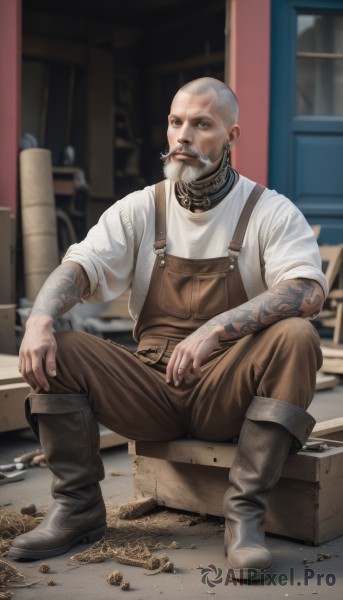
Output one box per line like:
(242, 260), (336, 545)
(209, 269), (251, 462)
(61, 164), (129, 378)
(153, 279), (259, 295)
(230, 0), (271, 186)
(0, 0), (21, 213)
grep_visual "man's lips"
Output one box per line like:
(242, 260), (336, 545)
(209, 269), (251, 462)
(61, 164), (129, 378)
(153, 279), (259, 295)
(172, 151), (197, 159)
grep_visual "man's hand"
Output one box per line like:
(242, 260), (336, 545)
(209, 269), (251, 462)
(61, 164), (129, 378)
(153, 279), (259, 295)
(165, 278), (324, 387)
(166, 324), (222, 387)
(19, 315), (57, 392)
(17, 261), (90, 392)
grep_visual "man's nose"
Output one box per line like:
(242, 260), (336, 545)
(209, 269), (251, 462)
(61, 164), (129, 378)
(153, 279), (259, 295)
(177, 123), (192, 145)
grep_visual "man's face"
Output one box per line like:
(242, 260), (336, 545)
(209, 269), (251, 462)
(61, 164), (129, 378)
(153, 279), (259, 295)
(165, 89), (230, 182)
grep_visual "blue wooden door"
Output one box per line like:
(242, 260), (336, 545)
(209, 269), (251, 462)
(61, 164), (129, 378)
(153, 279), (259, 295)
(269, 0), (343, 244)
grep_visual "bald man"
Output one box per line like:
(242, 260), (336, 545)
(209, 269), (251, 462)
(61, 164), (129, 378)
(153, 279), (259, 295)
(10, 78), (327, 580)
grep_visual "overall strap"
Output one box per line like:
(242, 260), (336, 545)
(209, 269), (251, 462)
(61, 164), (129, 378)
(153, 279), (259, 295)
(153, 180), (265, 268)
(228, 183), (265, 269)
(154, 180), (167, 266)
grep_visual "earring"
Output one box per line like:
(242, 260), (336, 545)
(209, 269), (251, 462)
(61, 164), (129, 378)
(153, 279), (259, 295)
(225, 142), (232, 166)
(225, 142), (232, 158)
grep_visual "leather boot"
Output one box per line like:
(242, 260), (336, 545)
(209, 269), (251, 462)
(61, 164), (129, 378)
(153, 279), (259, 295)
(9, 394), (106, 560)
(223, 396), (315, 581)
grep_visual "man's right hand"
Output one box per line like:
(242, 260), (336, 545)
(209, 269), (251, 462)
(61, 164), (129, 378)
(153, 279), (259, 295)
(19, 314), (57, 392)
(17, 261), (90, 392)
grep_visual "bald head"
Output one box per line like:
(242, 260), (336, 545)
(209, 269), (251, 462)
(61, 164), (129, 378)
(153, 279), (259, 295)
(175, 77), (239, 126)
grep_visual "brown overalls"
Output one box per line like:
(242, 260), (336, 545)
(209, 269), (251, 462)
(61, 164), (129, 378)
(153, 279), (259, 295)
(48, 181), (322, 442)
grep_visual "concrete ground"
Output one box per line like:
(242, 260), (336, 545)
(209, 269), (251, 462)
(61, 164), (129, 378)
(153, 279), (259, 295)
(1, 382), (343, 600)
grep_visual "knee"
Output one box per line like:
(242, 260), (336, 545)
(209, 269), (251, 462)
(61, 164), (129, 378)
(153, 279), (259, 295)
(54, 330), (88, 363)
(48, 331), (91, 392)
(269, 317), (321, 357)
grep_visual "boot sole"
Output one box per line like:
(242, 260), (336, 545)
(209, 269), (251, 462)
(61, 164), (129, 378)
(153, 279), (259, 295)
(226, 566), (270, 583)
(8, 526), (106, 561)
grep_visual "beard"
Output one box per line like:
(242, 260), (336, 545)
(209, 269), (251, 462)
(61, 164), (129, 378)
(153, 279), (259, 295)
(161, 145), (215, 183)
(163, 160), (209, 183)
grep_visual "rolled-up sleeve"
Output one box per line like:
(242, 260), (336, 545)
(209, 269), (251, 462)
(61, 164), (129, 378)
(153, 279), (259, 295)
(62, 200), (135, 303)
(262, 206), (329, 298)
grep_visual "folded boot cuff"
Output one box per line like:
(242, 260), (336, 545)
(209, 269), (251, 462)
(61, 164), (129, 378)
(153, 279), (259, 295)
(246, 396), (316, 448)
(29, 393), (89, 415)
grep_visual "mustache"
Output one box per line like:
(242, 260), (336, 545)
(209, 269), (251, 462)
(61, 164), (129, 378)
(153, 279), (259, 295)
(160, 145), (212, 167)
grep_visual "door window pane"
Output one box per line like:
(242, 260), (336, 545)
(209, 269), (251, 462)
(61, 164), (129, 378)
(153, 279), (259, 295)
(296, 14), (343, 115)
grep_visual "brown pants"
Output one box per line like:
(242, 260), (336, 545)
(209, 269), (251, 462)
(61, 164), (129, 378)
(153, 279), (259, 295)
(46, 317), (322, 442)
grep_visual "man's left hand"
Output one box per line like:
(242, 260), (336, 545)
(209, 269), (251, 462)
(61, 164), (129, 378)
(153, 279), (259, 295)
(166, 324), (222, 386)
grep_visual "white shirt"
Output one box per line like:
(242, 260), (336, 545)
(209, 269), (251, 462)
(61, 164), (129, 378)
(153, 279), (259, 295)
(63, 175), (328, 326)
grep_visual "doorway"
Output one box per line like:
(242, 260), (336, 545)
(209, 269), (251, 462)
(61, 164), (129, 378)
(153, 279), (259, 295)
(269, 0), (343, 244)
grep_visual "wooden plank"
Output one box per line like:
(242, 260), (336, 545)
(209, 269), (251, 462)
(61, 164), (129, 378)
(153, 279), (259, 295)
(328, 289), (343, 300)
(0, 354), (20, 367)
(311, 224), (321, 240)
(0, 354), (23, 385)
(319, 244), (343, 290)
(0, 367), (24, 385)
(321, 358), (343, 374)
(129, 438), (238, 469)
(133, 455), (228, 516)
(315, 371), (339, 390)
(333, 303), (343, 345)
(0, 382), (31, 432)
(321, 343), (343, 357)
(129, 439), (343, 483)
(312, 417), (343, 442)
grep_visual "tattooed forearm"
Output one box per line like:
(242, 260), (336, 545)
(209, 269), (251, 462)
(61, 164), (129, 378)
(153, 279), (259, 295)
(200, 279), (324, 341)
(30, 261), (90, 321)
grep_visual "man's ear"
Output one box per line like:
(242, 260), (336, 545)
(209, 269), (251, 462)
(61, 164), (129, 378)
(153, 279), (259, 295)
(227, 124), (241, 147)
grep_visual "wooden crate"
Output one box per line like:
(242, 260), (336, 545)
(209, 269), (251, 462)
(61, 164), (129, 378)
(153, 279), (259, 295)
(129, 429), (343, 546)
(0, 382), (31, 432)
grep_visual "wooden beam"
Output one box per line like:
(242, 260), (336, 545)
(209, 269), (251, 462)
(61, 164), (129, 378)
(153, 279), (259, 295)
(151, 52), (224, 75)
(22, 34), (87, 66)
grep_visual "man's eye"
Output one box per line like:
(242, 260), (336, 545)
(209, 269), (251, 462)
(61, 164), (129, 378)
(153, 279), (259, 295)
(198, 121), (209, 129)
(169, 119), (181, 126)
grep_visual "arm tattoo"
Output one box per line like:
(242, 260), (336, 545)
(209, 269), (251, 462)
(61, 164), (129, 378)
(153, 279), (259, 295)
(200, 279), (323, 341)
(30, 262), (90, 321)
